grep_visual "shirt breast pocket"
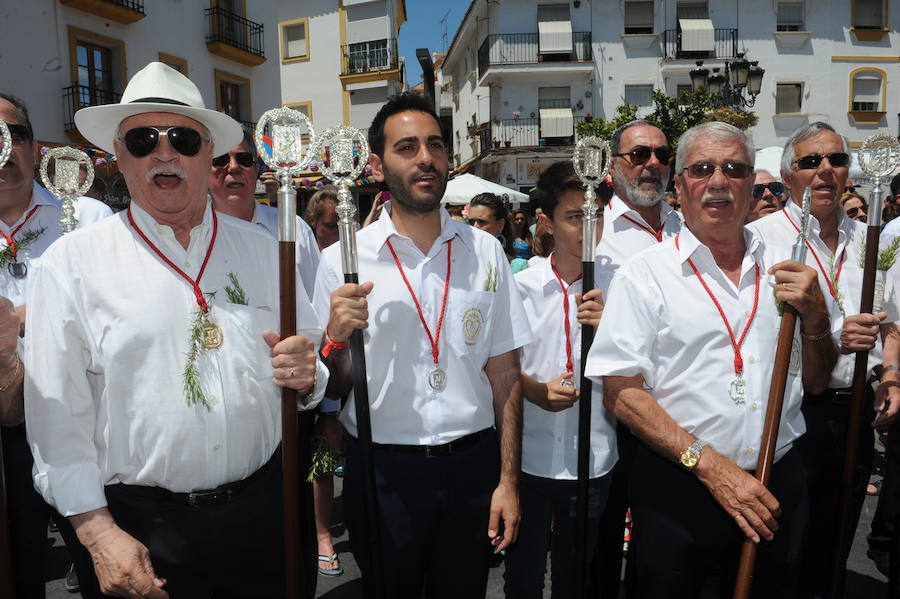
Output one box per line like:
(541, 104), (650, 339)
(218, 303), (277, 382)
(445, 290), (494, 366)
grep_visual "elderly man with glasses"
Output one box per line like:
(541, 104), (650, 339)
(24, 63), (328, 599)
(747, 121), (900, 598)
(586, 121), (838, 597)
(745, 170), (785, 223)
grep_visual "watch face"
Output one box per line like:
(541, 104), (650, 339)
(681, 451), (699, 469)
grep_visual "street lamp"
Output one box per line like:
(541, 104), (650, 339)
(689, 52), (765, 109)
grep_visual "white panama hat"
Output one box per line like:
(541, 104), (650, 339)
(74, 61), (243, 156)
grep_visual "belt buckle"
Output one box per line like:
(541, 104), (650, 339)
(187, 488), (232, 507)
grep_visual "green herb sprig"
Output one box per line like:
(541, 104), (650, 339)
(307, 437), (338, 482)
(224, 272), (249, 305)
(0, 227), (46, 268)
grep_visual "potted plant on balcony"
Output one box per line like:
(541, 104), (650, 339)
(504, 140), (511, 148)
(493, 139), (501, 149)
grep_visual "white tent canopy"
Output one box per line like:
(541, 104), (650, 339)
(441, 173), (529, 205)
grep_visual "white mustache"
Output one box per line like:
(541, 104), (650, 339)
(146, 164), (187, 182)
(701, 192), (734, 205)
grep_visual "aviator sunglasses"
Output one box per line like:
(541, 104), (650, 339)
(752, 182), (785, 198)
(680, 161), (754, 179)
(212, 152), (257, 168)
(794, 152), (851, 170)
(613, 145), (673, 166)
(120, 126), (206, 158)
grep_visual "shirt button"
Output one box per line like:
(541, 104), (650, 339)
(208, 395), (217, 405)
(212, 444), (221, 451)
(185, 262), (193, 269)
(748, 356), (756, 364)
(746, 447), (755, 455)
(751, 402), (759, 410)
(745, 310), (751, 317)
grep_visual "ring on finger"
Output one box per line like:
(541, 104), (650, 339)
(289, 367), (294, 377)
(734, 513), (743, 520)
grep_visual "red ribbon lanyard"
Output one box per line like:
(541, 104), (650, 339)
(386, 239), (452, 366)
(782, 208), (844, 302)
(675, 235), (760, 377)
(620, 199), (664, 242)
(127, 205), (219, 313)
(0, 206), (41, 260)
(550, 254), (582, 373)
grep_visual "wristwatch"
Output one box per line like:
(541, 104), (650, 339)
(679, 440), (708, 470)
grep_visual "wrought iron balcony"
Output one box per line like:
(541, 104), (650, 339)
(663, 28), (738, 60)
(63, 84), (122, 134)
(58, 0), (145, 24)
(479, 116), (587, 155)
(340, 38), (399, 76)
(205, 7), (265, 66)
(477, 32), (592, 79)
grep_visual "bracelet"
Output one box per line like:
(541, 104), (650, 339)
(0, 353), (20, 392)
(884, 364), (900, 374)
(321, 332), (349, 358)
(801, 324), (831, 342)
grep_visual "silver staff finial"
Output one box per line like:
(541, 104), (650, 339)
(39, 146), (94, 233)
(859, 135), (900, 230)
(572, 136), (612, 262)
(0, 120), (11, 169)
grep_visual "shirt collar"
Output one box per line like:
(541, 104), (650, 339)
(783, 198), (850, 246)
(373, 201), (474, 256)
(31, 181), (61, 209)
(676, 225), (764, 267)
(607, 194), (675, 228)
(128, 196), (215, 249)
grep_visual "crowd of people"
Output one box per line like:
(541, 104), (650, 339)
(2, 59), (900, 599)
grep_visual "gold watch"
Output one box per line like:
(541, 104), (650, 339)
(679, 440), (707, 470)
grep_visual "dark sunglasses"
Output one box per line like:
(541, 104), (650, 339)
(846, 206), (867, 218)
(121, 126), (206, 158)
(5, 123), (31, 145)
(681, 161), (754, 179)
(212, 152), (256, 168)
(613, 145), (673, 166)
(752, 182), (785, 198)
(794, 152), (850, 170)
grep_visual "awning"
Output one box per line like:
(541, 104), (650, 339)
(539, 107), (574, 138)
(538, 19), (573, 54)
(679, 17), (714, 52)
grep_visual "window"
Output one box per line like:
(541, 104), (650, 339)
(850, 69), (884, 112)
(538, 86), (570, 109)
(853, 0), (886, 29)
(285, 101), (312, 120)
(776, 83), (802, 114)
(280, 19), (308, 62)
(537, 4), (572, 54)
(624, 84), (654, 114)
(776, 1), (804, 31)
(67, 27), (127, 110)
(214, 69), (252, 126)
(624, 1), (653, 35)
(539, 86), (573, 140)
(347, 39), (390, 73)
(159, 53), (188, 76)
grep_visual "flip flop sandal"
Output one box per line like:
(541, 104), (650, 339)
(318, 552), (344, 577)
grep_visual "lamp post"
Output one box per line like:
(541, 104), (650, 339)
(690, 52), (764, 109)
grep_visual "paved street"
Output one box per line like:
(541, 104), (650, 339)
(43, 469), (891, 599)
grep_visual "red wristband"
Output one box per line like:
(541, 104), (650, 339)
(321, 335), (349, 358)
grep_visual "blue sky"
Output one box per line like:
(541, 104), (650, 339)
(399, 0), (471, 85)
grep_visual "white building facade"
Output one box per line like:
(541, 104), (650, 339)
(0, 0), (282, 206)
(443, 0), (898, 192)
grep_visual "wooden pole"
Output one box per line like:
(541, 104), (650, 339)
(0, 426), (13, 599)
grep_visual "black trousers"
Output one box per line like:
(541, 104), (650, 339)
(628, 444), (807, 599)
(62, 449), (286, 599)
(2, 423), (51, 599)
(344, 430), (499, 599)
(870, 409), (900, 554)
(796, 388), (875, 599)
(503, 471), (612, 599)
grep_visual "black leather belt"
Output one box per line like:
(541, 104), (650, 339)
(807, 387), (855, 404)
(110, 448), (279, 508)
(373, 428), (494, 458)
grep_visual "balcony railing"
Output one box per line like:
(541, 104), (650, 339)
(663, 28), (738, 60)
(477, 32), (592, 78)
(103, 0), (143, 10)
(479, 116), (588, 155)
(205, 7), (265, 59)
(341, 38), (399, 76)
(63, 85), (122, 133)
(58, 0), (145, 23)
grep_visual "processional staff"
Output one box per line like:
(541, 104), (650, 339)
(0, 117), (14, 599)
(39, 145), (94, 236)
(830, 134), (900, 598)
(733, 187), (812, 599)
(314, 126), (386, 599)
(255, 108), (318, 599)
(571, 136), (611, 599)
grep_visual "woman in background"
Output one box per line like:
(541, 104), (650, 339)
(467, 193), (529, 273)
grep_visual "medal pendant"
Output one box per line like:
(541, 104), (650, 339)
(202, 321), (224, 350)
(729, 375), (747, 405)
(7, 261), (26, 278)
(561, 378), (576, 388)
(428, 367), (447, 391)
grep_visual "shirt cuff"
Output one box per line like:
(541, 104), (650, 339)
(296, 358), (328, 411)
(39, 462), (108, 517)
(319, 397), (341, 413)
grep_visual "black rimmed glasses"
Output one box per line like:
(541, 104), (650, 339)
(212, 152), (257, 168)
(680, 161), (754, 179)
(613, 145), (674, 166)
(793, 152), (850, 170)
(752, 182), (785, 198)
(120, 126), (207, 158)
(6, 124), (31, 145)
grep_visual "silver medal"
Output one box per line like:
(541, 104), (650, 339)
(729, 375), (747, 405)
(428, 367), (447, 391)
(7, 261), (26, 278)
(561, 378), (576, 388)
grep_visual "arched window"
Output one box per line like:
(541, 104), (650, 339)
(849, 68), (885, 115)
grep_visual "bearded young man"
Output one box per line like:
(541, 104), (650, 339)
(315, 92), (532, 598)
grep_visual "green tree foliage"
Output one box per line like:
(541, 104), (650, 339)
(576, 89), (758, 151)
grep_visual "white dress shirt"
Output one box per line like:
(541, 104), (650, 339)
(251, 203), (320, 300)
(748, 200), (899, 388)
(314, 202), (534, 445)
(586, 227), (831, 469)
(0, 182), (112, 307)
(25, 201), (327, 516)
(514, 255), (617, 479)
(594, 195), (682, 297)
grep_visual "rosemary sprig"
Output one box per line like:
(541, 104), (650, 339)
(483, 263), (498, 292)
(0, 227), (46, 268)
(307, 437), (338, 482)
(183, 306), (212, 410)
(224, 272), (249, 305)
(856, 235), (900, 271)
